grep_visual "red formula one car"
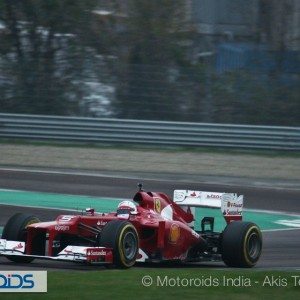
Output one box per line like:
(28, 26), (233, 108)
(0, 185), (262, 268)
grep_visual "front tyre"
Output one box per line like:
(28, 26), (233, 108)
(100, 220), (139, 268)
(2, 213), (40, 263)
(222, 221), (262, 268)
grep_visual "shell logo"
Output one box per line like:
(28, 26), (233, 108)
(154, 198), (161, 213)
(169, 223), (180, 244)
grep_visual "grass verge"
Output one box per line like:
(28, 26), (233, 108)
(0, 269), (299, 299)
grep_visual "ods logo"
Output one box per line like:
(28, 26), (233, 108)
(0, 273), (34, 289)
(0, 271), (47, 293)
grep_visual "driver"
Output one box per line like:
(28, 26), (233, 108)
(117, 201), (138, 218)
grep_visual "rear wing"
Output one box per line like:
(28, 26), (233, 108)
(173, 190), (243, 224)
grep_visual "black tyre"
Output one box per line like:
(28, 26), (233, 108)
(221, 221), (262, 268)
(2, 213), (40, 263)
(100, 220), (139, 268)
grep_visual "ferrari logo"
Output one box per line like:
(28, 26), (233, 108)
(154, 198), (161, 213)
(169, 223), (180, 244)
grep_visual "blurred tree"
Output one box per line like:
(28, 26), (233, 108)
(1, 0), (298, 126)
(0, 0), (98, 115)
(111, 0), (193, 120)
(258, 0), (294, 71)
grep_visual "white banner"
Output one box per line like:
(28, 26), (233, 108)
(0, 271), (47, 293)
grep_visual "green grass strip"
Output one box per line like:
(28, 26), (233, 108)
(0, 269), (299, 299)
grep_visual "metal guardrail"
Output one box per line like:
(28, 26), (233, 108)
(0, 113), (299, 150)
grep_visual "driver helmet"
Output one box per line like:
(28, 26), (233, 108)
(117, 200), (138, 215)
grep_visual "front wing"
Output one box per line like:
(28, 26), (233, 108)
(0, 238), (149, 265)
(0, 238), (113, 265)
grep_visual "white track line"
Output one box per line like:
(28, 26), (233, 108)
(246, 208), (300, 217)
(262, 228), (300, 232)
(1, 166), (300, 191)
(0, 167), (140, 180)
(0, 188), (23, 192)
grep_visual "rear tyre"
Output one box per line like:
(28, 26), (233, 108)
(2, 213), (40, 263)
(100, 220), (139, 268)
(221, 221), (262, 268)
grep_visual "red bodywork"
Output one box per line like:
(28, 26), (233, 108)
(25, 191), (205, 262)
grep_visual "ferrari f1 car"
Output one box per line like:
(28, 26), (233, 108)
(0, 185), (262, 268)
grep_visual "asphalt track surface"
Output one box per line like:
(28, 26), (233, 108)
(0, 169), (299, 271)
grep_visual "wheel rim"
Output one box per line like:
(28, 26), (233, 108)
(247, 231), (261, 261)
(122, 231), (137, 260)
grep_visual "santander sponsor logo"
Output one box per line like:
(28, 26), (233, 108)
(226, 210), (242, 216)
(223, 210), (242, 216)
(87, 249), (106, 256)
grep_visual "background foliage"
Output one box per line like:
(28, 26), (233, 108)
(0, 0), (299, 126)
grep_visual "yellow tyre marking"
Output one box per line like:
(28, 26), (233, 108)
(118, 224), (138, 267)
(243, 225), (262, 266)
(25, 218), (39, 228)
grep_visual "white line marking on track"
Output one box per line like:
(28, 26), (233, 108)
(0, 167), (140, 180)
(0, 188), (23, 192)
(1, 166), (300, 191)
(275, 219), (300, 228)
(262, 228), (300, 232)
(246, 208), (300, 217)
